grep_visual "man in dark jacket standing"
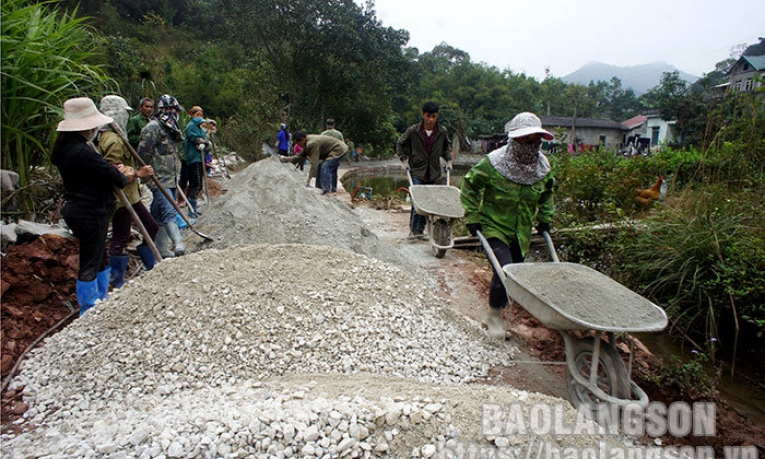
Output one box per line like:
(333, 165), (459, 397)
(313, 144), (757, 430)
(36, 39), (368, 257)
(396, 101), (452, 238)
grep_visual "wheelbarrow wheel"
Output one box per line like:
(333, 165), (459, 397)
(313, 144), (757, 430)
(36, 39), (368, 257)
(565, 337), (630, 413)
(432, 219), (449, 259)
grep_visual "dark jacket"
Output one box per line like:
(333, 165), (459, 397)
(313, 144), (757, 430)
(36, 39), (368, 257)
(51, 135), (127, 213)
(396, 122), (451, 182)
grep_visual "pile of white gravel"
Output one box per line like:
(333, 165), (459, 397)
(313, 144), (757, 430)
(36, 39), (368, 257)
(185, 158), (405, 268)
(2, 160), (636, 458)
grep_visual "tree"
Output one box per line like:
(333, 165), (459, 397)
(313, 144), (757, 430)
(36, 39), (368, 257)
(641, 71), (716, 147)
(217, 0), (410, 152)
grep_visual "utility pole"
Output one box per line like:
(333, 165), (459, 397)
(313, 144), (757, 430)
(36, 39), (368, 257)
(572, 93), (578, 151)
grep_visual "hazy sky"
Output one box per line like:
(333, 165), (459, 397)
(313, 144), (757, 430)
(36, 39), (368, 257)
(357, 0), (764, 80)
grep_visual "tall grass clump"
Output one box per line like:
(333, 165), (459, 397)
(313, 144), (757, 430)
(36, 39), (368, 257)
(613, 184), (765, 363)
(1, 0), (113, 219)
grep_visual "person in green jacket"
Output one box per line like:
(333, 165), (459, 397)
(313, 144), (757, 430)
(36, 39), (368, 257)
(184, 105), (211, 218)
(460, 112), (555, 339)
(126, 97), (154, 150)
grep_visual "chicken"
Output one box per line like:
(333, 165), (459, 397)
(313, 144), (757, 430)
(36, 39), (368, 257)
(634, 175), (664, 210)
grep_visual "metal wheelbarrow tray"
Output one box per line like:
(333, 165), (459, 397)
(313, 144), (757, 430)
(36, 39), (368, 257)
(502, 262), (667, 333)
(477, 231), (668, 412)
(407, 170), (465, 258)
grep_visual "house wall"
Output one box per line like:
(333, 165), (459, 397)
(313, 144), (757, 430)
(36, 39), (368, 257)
(555, 127), (624, 148)
(645, 117), (677, 148)
(730, 70), (765, 92)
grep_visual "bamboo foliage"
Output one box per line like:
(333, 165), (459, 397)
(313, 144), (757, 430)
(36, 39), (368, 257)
(1, 0), (113, 213)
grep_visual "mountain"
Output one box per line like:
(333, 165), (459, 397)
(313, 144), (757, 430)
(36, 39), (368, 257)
(562, 61), (699, 95)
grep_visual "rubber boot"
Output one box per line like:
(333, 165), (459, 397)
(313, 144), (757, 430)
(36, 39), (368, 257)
(109, 255), (129, 289)
(76, 279), (99, 317)
(136, 244), (156, 271)
(165, 221), (186, 256)
(485, 307), (505, 339)
(96, 267), (111, 301)
(155, 226), (175, 258)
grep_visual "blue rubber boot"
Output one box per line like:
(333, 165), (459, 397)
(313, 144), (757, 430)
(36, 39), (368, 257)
(109, 255), (129, 289)
(76, 279), (99, 317)
(136, 244), (156, 271)
(96, 267), (111, 301)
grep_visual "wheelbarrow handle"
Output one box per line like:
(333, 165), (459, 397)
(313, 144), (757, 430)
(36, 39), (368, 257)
(476, 230), (506, 279)
(541, 231), (560, 262)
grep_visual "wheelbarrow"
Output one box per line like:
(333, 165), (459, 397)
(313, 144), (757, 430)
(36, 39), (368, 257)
(476, 230), (668, 411)
(406, 168), (465, 258)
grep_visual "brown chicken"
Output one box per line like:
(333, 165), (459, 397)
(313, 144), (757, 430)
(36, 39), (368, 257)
(635, 175), (664, 210)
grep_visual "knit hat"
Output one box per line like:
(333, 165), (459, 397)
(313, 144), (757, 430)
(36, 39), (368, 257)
(507, 112), (553, 141)
(56, 97), (113, 132)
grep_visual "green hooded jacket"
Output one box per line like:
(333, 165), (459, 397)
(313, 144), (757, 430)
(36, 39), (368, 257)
(460, 156), (554, 256)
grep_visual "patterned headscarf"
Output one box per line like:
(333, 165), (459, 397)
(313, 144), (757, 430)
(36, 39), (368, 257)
(488, 140), (550, 185)
(155, 94), (183, 141)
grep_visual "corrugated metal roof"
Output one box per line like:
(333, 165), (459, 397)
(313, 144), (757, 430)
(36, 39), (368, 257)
(742, 55), (765, 71)
(621, 115), (648, 129)
(539, 116), (627, 131)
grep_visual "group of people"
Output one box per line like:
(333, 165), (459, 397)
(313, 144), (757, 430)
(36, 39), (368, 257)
(52, 94), (218, 317)
(54, 92), (554, 340)
(398, 102), (554, 339)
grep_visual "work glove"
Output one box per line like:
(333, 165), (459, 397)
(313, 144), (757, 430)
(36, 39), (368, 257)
(536, 222), (551, 235)
(466, 223), (482, 237)
(196, 143), (206, 152)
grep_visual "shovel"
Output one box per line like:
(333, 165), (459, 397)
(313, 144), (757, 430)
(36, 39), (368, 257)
(111, 122), (214, 241)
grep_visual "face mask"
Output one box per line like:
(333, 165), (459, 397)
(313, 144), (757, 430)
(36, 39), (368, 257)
(510, 139), (541, 165)
(85, 128), (99, 141)
(194, 117), (204, 123)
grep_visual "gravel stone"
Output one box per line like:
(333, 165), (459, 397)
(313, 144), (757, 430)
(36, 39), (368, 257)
(1, 159), (637, 458)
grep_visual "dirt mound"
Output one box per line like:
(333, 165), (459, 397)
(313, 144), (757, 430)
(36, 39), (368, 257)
(1, 234), (79, 378)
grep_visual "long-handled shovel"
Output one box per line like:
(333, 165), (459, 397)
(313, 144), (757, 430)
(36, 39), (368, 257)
(111, 123), (214, 241)
(114, 186), (163, 262)
(200, 145), (210, 204)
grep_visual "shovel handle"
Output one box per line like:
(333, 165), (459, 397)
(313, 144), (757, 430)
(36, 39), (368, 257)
(113, 186), (163, 262)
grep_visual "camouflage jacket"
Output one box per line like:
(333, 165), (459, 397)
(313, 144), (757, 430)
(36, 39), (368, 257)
(136, 120), (180, 190)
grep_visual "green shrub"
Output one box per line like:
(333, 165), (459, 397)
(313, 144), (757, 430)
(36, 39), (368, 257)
(612, 185), (765, 355)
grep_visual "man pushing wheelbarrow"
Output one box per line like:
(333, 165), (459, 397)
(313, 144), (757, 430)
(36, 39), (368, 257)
(397, 101), (453, 240)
